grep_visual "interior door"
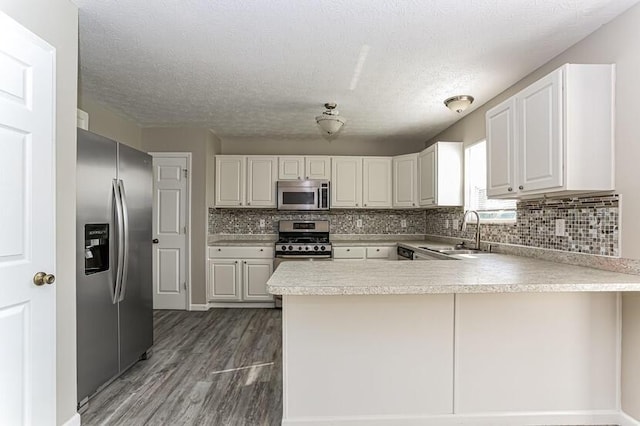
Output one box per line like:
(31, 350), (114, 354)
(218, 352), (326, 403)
(151, 155), (188, 310)
(0, 12), (56, 425)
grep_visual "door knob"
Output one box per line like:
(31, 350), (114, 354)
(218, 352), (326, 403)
(33, 272), (55, 286)
(152, 239), (159, 244)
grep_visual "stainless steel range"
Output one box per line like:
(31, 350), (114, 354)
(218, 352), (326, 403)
(275, 220), (332, 258)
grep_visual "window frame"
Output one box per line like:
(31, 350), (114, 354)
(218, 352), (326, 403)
(463, 139), (517, 225)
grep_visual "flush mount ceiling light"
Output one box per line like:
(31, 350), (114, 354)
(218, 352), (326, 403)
(315, 102), (346, 139)
(444, 95), (475, 113)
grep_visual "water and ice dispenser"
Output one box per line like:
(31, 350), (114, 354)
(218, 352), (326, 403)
(84, 224), (109, 274)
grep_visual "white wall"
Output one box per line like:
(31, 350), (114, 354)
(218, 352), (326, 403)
(0, 1), (79, 424)
(78, 93), (143, 149)
(426, 3), (640, 419)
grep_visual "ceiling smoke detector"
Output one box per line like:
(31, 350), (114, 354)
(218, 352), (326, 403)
(444, 95), (475, 113)
(315, 102), (346, 139)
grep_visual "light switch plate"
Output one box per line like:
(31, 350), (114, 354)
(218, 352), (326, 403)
(259, 219), (266, 228)
(400, 219), (407, 228)
(452, 219), (459, 230)
(555, 219), (566, 236)
(445, 219), (450, 229)
(356, 219), (363, 228)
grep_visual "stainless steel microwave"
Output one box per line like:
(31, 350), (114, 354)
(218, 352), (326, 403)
(277, 180), (330, 211)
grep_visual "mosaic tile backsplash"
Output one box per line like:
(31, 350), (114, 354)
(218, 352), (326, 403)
(424, 195), (620, 256)
(208, 208), (426, 235)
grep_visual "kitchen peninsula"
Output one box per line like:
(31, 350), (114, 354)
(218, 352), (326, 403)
(268, 253), (640, 426)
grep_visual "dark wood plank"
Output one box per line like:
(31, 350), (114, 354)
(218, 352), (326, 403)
(81, 308), (282, 426)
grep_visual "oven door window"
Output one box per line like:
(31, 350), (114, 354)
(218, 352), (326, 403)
(282, 191), (315, 206)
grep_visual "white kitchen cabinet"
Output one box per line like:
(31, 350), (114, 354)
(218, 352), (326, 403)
(392, 153), (418, 208)
(208, 246), (275, 303)
(331, 157), (363, 208)
(305, 156), (331, 180)
(278, 156), (305, 180)
(333, 246), (394, 260)
(486, 64), (614, 198)
(418, 142), (463, 207)
(362, 157), (392, 208)
(279, 156), (331, 180)
(215, 156), (245, 207)
(207, 259), (242, 301)
(246, 156), (278, 207)
(242, 259), (274, 301)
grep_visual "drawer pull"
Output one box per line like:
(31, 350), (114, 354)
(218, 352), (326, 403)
(346, 249), (350, 252)
(217, 248), (221, 251)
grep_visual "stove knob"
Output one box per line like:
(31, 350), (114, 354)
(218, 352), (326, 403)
(281, 245), (287, 251)
(320, 245), (326, 251)
(288, 245), (293, 251)
(305, 246), (309, 250)
(314, 246), (319, 251)
(297, 246), (302, 251)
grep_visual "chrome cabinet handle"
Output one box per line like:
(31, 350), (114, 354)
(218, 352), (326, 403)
(346, 249), (350, 252)
(519, 185), (524, 190)
(247, 202), (251, 206)
(507, 187), (513, 192)
(217, 248), (221, 251)
(260, 248), (264, 251)
(355, 203), (359, 207)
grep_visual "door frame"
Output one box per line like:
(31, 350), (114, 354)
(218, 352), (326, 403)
(148, 152), (192, 310)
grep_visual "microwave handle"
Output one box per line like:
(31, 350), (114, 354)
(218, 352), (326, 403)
(318, 188), (321, 208)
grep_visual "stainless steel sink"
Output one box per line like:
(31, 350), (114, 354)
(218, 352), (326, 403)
(418, 247), (490, 257)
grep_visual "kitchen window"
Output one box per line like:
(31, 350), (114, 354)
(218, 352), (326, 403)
(464, 140), (517, 223)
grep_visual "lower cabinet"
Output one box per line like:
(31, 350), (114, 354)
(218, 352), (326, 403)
(208, 246), (274, 303)
(333, 246), (395, 260)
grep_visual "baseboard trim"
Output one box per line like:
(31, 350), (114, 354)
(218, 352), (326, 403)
(619, 411), (640, 426)
(190, 302), (276, 311)
(189, 303), (209, 311)
(62, 412), (81, 426)
(282, 410), (632, 426)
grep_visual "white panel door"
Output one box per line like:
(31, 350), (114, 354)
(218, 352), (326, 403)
(486, 98), (517, 197)
(152, 155), (188, 310)
(208, 259), (241, 301)
(517, 68), (563, 193)
(392, 154), (418, 208)
(305, 156), (331, 180)
(215, 156), (245, 207)
(278, 156), (304, 180)
(331, 157), (362, 208)
(0, 13), (56, 425)
(246, 156), (278, 207)
(418, 147), (436, 206)
(242, 259), (274, 301)
(362, 157), (392, 208)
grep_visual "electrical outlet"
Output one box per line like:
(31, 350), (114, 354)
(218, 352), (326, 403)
(356, 219), (363, 228)
(400, 219), (407, 228)
(452, 219), (459, 230)
(555, 218), (566, 236)
(259, 219), (266, 228)
(445, 219), (450, 229)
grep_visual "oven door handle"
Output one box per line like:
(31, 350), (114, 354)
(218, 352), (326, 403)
(275, 255), (332, 259)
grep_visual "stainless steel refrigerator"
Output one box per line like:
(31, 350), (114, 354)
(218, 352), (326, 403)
(76, 129), (153, 408)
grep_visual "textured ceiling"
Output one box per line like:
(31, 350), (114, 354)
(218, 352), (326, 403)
(76, 0), (638, 144)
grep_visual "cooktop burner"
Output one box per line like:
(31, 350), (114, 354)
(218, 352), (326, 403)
(275, 220), (332, 256)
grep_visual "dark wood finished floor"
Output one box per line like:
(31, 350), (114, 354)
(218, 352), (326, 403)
(81, 309), (282, 426)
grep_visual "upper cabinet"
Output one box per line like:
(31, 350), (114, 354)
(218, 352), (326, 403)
(215, 155), (277, 208)
(486, 64), (614, 199)
(393, 154), (418, 208)
(418, 142), (463, 207)
(331, 157), (363, 208)
(278, 156), (331, 180)
(362, 157), (392, 208)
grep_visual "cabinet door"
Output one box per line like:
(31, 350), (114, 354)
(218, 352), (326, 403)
(305, 156), (331, 180)
(362, 157), (392, 208)
(393, 154), (418, 208)
(215, 156), (245, 207)
(279, 156), (304, 180)
(331, 157), (362, 208)
(246, 156), (278, 207)
(418, 146), (436, 206)
(332, 247), (366, 260)
(486, 98), (517, 197)
(208, 259), (241, 301)
(517, 68), (563, 194)
(242, 259), (274, 301)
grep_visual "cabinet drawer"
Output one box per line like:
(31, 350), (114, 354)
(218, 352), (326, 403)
(209, 246), (274, 259)
(333, 247), (366, 259)
(366, 247), (391, 259)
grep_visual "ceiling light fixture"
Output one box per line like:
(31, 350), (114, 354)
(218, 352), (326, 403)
(444, 95), (475, 113)
(316, 103), (346, 139)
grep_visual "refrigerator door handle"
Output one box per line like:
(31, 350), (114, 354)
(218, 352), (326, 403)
(118, 179), (130, 302)
(112, 179), (124, 304)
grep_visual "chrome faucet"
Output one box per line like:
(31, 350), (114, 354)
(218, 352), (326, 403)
(460, 210), (481, 250)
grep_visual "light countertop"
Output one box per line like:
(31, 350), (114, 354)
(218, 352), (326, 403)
(267, 253), (640, 295)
